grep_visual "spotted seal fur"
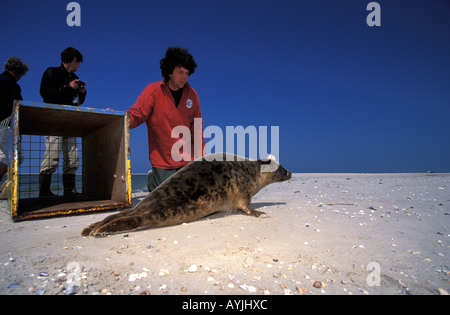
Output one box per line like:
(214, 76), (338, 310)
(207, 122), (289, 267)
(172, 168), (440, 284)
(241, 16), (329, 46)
(81, 153), (292, 236)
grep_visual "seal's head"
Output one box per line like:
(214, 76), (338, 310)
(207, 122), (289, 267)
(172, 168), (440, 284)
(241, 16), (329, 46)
(275, 162), (292, 182)
(256, 157), (292, 194)
(260, 159), (291, 180)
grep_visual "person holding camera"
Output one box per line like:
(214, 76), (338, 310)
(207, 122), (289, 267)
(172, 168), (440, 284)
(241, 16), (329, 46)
(39, 47), (86, 197)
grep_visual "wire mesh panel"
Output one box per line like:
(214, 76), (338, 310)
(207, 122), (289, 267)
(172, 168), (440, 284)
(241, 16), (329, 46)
(18, 135), (83, 199)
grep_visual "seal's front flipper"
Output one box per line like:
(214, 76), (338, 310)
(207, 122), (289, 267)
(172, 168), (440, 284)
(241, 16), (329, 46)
(240, 203), (266, 217)
(248, 210), (266, 217)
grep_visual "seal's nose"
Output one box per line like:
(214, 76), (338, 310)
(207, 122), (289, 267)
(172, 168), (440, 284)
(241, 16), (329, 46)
(277, 166), (292, 181)
(286, 171), (292, 180)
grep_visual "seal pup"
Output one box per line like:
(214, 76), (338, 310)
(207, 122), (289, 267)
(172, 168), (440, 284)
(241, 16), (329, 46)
(81, 153), (292, 237)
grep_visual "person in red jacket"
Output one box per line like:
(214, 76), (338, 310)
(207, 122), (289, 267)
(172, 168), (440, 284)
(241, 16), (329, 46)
(127, 47), (205, 192)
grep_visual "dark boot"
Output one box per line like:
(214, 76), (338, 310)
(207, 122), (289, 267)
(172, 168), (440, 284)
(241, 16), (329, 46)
(39, 174), (56, 198)
(63, 174), (80, 196)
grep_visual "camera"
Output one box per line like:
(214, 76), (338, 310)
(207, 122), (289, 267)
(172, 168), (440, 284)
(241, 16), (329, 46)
(77, 80), (86, 89)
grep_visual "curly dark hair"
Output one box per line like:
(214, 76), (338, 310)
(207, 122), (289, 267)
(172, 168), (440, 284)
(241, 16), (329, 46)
(61, 47), (83, 63)
(4, 57), (29, 76)
(160, 46), (197, 82)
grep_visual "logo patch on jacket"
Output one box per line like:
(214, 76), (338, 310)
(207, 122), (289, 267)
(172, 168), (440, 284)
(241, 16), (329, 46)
(186, 98), (193, 109)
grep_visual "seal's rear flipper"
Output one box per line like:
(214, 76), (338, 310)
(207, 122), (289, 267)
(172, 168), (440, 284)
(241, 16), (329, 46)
(81, 226), (93, 237)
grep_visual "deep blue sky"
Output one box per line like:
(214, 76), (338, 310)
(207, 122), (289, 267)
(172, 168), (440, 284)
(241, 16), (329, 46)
(1, 0), (449, 173)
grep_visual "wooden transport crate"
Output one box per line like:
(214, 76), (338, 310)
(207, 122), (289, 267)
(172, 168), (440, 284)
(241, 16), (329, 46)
(7, 100), (132, 220)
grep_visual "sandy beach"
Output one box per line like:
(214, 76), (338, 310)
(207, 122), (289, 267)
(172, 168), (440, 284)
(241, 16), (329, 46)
(0, 173), (449, 295)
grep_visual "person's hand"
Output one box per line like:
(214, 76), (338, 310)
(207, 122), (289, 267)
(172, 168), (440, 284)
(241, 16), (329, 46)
(69, 79), (86, 93)
(69, 79), (79, 90)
